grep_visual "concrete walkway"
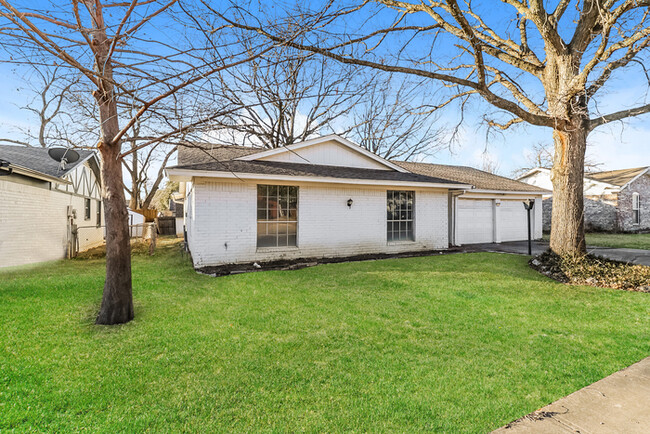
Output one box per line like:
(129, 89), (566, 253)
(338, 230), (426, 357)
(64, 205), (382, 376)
(462, 241), (650, 266)
(493, 357), (650, 433)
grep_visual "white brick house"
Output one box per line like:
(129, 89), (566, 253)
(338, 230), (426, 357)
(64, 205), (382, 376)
(0, 146), (104, 268)
(167, 135), (546, 268)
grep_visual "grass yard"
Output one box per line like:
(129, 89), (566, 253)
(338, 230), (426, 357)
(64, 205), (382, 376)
(1, 242), (649, 432)
(543, 232), (650, 250)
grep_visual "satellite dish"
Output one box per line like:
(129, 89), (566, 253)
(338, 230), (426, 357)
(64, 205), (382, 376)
(48, 148), (80, 170)
(0, 159), (11, 176)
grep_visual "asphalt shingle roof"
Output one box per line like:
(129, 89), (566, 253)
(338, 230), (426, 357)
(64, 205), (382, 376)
(171, 159), (463, 185)
(393, 161), (549, 193)
(586, 167), (649, 187)
(172, 141), (546, 192)
(0, 145), (95, 179)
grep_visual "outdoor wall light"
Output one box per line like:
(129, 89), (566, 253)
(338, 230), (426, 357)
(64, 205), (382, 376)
(347, 198), (354, 208)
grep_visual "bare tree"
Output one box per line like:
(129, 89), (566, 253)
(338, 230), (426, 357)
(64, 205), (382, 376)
(349, 76), (445, 160)
(216, 1), (650, 255)
(0, 0), (268, 324)
(210, 47), (443, 160)
(513, 142), (603, 178)
(479, 153), (501, 175)
(0, 65), (81, 147)
(207, 49), (367, 148)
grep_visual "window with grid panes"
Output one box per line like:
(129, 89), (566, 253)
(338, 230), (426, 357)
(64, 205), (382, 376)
(387, 190), (414, 242)
(257, 185), (298, 247)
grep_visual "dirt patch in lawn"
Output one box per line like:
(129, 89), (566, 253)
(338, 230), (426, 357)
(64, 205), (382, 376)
(196, 248), (460, 277)
(530, 250), (650, 292)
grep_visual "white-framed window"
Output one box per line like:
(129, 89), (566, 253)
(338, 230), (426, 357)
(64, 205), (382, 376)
(387, 190), (414, 242)
(257, 185), (298, 248)
(632, 192), (640, 224)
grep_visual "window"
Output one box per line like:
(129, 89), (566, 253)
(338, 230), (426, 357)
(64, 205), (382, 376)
(257, 185), (298, 248)
(84, 198), (91, 220)
(633, 192), (640, 224)
(387, 190), (414, 242)
(96, 199), (102, 227)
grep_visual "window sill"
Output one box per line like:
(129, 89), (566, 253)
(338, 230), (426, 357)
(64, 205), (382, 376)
(256, 246), (300, 253)
(387, 240), (416, 246)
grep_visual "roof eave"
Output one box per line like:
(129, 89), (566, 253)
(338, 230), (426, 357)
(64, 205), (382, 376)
(3, 164), (71, 184)
(468, 188), (549, 195)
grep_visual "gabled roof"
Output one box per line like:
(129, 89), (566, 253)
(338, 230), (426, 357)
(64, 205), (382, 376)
(587, 167), (649, 187)
(234, 134), (409, 173)
(0, 145), (97, 181)
(394, 161), (549, 193)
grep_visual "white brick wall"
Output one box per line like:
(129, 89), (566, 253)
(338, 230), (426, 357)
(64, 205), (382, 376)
(186, 179), (449, 267)
(0, 179), (104, 268)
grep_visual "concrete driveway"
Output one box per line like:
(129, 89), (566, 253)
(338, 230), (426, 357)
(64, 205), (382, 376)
(462, 241), (650, 266)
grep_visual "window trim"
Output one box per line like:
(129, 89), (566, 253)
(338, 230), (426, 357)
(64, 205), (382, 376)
(386, 190), (415, 243)
(96, 199), (102, 227)
(84, 198), (91, 221)
(256, 184), (299, 249)
(632, 192), (640, 225)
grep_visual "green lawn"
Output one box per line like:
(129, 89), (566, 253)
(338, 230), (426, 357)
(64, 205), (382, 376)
(543, 232), (650, 249)
(1, 243), (649, 432)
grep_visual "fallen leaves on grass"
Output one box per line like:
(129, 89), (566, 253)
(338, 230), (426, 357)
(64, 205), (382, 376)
(530, 251), (650, 292)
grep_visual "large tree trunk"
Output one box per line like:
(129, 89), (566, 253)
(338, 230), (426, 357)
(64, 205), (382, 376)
(96, 137), (134, 325)
(91, 1), (134, 325)
(549, 120), (588, 256)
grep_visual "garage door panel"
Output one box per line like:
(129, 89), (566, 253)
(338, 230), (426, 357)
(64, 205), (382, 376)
(499, 201), (529, 242)
(457, 199), (493, 244)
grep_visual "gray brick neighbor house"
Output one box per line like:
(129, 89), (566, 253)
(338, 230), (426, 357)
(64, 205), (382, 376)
(518, 166), (649, 232)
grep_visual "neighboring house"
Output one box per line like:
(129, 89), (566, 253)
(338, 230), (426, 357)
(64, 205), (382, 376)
(518, 166), (649, 232)
(170, 193), (185, 237)
(0, 145), (104, 268)
(167, 135), (546, 268)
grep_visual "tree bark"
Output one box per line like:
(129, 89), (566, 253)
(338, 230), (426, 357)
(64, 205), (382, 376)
(96, 135), (134, 325)
(90, 1), (134, 325)
(549, 120), (588, 256)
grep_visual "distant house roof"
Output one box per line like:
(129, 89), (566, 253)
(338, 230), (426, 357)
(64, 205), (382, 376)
(0, 145), (96, 180)
(586, 167), (649, 187)
(394, 161), (549, 193)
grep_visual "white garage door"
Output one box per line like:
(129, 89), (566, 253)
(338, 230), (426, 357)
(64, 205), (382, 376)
(457, 199), (493, 244)
(499, 201), (530, 242)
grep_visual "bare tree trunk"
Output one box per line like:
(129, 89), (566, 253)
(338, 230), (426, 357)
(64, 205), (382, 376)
(91, 2), (133, 325)
(549, 120), (588, 256)
(96, 135), (133, 325)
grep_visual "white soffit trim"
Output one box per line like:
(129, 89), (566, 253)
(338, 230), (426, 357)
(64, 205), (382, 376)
(469, 189), (549, 195)
(234, 134), (410, 173)
(2, 164), (72, 184)
(166, 167), (473, 190)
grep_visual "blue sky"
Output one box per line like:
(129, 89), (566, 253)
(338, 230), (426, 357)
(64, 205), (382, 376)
(0, 0), (649, 176)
